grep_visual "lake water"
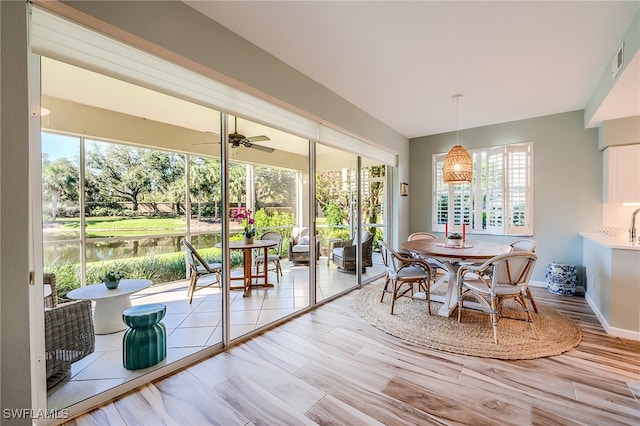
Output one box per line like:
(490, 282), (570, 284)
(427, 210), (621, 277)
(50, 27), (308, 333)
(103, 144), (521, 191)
(44, 233), (223, 264)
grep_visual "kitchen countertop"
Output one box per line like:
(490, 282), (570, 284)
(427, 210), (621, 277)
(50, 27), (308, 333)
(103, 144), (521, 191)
(580, 232), (640, 251)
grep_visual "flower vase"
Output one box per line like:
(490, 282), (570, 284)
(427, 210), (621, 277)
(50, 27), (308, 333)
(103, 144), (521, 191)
(243, 236), (254, 245)
(104, 280), (120, 290)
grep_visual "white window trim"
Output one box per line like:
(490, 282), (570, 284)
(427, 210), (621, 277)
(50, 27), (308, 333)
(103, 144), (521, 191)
(432, 142), (533, 236)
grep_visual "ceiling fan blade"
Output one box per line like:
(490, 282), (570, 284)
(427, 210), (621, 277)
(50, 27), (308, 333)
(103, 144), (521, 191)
(243, 141), (274, 153)
(191, 141), (221, 146)
(246, 135), (270, 143)
(191, 131), (220, 146)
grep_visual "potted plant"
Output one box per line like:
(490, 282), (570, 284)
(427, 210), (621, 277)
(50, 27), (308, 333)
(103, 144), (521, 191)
(232, 207), (256, 244)
(446, 232), (464, 248)
(100, 270), (123, 289)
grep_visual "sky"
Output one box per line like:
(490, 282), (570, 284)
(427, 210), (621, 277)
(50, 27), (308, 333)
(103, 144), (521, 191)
(42, 132), (80, 163)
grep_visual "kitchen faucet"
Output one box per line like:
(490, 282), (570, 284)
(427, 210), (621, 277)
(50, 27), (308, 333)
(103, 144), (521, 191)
(630, 208), (640, 243)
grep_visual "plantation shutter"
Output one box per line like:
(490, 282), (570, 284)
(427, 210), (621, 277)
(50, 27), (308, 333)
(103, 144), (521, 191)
(432, 154), (448, 231)
(505, 143), (532, 235)
(485, 146), (504, 234)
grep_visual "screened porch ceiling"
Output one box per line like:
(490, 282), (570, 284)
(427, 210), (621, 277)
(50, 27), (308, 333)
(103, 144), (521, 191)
(41, 57), (382, 172)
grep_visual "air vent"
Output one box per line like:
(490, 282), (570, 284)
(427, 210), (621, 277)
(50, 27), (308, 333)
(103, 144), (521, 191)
(612, 42), (624, 79)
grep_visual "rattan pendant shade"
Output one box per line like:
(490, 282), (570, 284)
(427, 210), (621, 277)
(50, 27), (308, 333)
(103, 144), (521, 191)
(443, 145), (472, 183)
(443, 94), (472, 184)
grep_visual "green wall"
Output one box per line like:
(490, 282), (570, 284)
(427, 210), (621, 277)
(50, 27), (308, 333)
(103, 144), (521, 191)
(409, 110), (602, 283)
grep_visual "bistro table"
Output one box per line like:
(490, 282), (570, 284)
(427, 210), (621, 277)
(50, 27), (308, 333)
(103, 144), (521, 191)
(67, 279), (152, 334)
(215, 240), (277, 297)
(401, 239), (511, 317)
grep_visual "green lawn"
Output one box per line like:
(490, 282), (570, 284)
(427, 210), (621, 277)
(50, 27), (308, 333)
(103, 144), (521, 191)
(51, 216), (187, 237)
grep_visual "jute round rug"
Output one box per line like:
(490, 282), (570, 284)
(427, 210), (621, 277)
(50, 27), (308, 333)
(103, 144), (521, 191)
(354, 282), (582, 360)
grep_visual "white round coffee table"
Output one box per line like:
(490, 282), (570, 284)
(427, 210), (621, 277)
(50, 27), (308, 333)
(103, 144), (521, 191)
(67, 279), (152, 334)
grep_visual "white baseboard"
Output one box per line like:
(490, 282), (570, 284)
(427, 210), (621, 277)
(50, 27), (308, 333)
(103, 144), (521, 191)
(529, 279), (546, 287)
(585, 293), (640, 341)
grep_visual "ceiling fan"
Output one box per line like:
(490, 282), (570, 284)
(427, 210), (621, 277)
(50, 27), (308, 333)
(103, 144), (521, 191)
(193, 117), (273, 153)
(228, 117), (273, 153)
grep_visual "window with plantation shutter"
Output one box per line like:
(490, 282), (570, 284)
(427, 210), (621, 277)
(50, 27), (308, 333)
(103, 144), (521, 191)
(432, 142), (533, 236)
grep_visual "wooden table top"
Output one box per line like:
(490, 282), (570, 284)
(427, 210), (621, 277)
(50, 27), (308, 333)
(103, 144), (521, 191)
(401, 239), (511, 261)
(216, 240), (277, 250)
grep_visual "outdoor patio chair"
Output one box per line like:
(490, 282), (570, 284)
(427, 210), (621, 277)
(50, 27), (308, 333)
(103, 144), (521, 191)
(332, 230), (374, 273)
(182, 239), (222, 304)
(254, 231), (283, 283)
(45, 300), (95, 389)
(288, 227), (320, 264)
(44, 272), (57, 308)
(379, 241), (433, 315)
(457, 251), (538, 345)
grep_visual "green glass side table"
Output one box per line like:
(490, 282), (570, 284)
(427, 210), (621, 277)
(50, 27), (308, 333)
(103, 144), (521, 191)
(122, 303), (167, 370)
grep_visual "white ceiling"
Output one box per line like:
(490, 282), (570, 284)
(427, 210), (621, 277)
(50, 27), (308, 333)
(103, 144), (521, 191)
(184, 1), (640, 138)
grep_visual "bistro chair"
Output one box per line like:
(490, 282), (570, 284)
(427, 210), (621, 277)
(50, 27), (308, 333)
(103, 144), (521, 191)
(406, 232), (446, 282)
(379, 241), (433, 315)
(254, 231), (283, 283)
(182, 239), (222, 304)
(509, 239), (539, 313)
(457, 251), (538, 344)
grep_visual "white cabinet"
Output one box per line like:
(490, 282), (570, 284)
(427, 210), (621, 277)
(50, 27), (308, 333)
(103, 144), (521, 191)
(603, 144), (640, 203)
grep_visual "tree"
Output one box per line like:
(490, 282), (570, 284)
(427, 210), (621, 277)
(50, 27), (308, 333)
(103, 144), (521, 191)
(228, 162), (246, 208)
(85, 143), (180, 212)
(316, 166), (385, 233)
(254, 166), (296, 209)
(190, 157), (221, 220)
(42, 157), (79, 221)
(316, 169), (351, 224)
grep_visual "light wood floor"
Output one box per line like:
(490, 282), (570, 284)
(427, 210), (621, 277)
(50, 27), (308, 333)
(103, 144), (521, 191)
(65, 285), (640, 426)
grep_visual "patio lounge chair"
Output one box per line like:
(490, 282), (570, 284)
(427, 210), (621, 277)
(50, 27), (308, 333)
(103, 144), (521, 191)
(45, 300), (95, 389)
(332, 230), (374, 273)
(288, 227), (320, 264)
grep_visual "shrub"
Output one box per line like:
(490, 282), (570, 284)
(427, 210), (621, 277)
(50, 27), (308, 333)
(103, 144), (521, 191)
(46, 246), (243, 302)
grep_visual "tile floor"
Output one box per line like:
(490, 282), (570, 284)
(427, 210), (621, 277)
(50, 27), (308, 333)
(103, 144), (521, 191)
(47, 256), (385, 409)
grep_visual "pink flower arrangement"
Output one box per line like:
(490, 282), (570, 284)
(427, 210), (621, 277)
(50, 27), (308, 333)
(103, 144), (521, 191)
(232, 207), (256, 238)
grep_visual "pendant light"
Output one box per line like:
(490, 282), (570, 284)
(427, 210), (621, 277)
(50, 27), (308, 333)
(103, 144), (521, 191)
(443, 94), (473, 184)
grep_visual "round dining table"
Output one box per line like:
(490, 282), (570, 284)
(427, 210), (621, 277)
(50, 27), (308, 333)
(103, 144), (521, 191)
(401, 239), (511, 317)
(216, 239), (277, 297)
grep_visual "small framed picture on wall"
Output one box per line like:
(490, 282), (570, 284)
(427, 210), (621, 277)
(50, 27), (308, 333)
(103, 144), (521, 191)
(400, 182), (409, 197)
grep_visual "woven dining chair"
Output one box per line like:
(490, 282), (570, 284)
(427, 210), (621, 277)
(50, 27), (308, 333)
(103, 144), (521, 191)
(406, 232), (446, 282)
(457, 251), (538, 344)
(254, 231), (283, 283)
(379, 241), (433, 315)
(509, 239), (538, 313)
(182, 239), (222, 304)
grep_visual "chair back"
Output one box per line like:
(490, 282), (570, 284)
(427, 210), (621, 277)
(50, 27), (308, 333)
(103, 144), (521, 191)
(379, 241), (402, 274)
(408, 232), (437, 241)
(510, 239), (537, 253)
(489, 252), (538, 288)
(292, 227), (309, 243)
(182, 239), (217, 273)
(261, 231), (283, 255)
